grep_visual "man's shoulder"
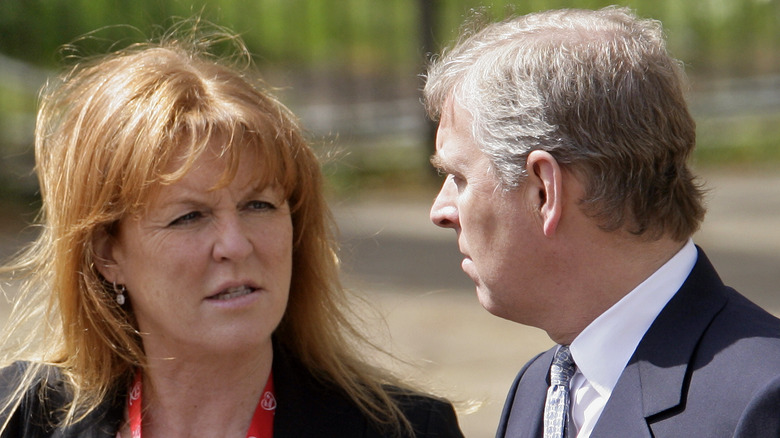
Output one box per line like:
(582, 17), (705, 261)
(717, 285), (780, 330)
(639, 288), (780, 436)
(650, 247), (780, 364)
(697, 286), (780, 365)
(641, 265), (780, 379)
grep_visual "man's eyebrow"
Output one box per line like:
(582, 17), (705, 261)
(429, 154), (449, 172)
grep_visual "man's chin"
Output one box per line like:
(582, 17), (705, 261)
(476, 287), (523, 323)
(475, 287), (500, 314)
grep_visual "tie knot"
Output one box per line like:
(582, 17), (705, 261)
(550, 346), (576, 386)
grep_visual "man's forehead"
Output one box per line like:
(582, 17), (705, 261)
(430, 100), (475, 166)
(440, 96), (459, 125)
(439, 95), (472, 129)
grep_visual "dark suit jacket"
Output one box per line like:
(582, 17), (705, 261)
(0, 343), (463, 437)
(496, 247), (780, 437)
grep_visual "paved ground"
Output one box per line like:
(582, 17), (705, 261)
(1, 168), (779, 437)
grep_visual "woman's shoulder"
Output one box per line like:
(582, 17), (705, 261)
(272, 345), (464, 437)
(387, 388), (464, 438)
(0, 360), (59, 399)
(0, 360), (29, 386)
(0, 361), (62, 436)
(0, 361), (122, 438)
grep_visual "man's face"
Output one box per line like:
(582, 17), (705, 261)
(430, 101), (550, 323)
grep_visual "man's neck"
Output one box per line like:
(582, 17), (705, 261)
(547, 234), (688, 345)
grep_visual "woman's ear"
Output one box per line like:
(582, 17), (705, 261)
(93, 227), (124, 284)
(526, 150), (563, 237)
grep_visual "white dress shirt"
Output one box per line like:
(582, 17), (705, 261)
(567, 239), (698, 437)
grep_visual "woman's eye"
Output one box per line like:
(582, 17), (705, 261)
(246, 200), (276, 211)
(169, 211), (202, 226)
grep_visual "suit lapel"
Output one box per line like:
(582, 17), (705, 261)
(589, 360), (652, 438)
(592, 247), (729, 437)
(497, 350), (553, 438)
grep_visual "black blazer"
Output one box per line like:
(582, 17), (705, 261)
(496, 247), (780, 437)
(0, 344), (463, 437)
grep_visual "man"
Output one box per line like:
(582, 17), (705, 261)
(424, 6), (780, 438)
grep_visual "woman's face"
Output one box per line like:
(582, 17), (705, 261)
(99, 143), (293, 359)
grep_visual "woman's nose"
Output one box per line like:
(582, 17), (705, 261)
(430, 178), (459, 230)
(212, 216), (253, 262)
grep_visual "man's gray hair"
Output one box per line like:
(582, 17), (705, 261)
(424, 6), (705, 240)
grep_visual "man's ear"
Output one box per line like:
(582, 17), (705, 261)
(92, 227), (124, 285)
(526, 150), (563, 237)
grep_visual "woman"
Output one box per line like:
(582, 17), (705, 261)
(0, 25), (463, 437)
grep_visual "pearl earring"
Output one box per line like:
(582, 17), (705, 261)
(114, 282), (126, 306)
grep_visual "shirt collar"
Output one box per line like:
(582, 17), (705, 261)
(569, 239), (697, 397)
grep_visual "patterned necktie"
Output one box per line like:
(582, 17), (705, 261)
(543, 345), (576, 438)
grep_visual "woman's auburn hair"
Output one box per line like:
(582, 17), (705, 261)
(0, 23), (415, 434)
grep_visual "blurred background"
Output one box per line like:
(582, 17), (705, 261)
(1, 1), (779, 436)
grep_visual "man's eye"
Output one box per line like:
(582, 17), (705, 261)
(169, 211), (201, 226)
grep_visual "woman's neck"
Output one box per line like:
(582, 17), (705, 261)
(131, 343), (273, 438)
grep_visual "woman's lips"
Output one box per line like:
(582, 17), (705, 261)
(207, 285), (257, 301)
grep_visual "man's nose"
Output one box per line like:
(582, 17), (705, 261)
(430, 178), (459, 230)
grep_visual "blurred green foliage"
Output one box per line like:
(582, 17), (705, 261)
(0, 0), (779, 200)
(2, 0), (778, 75)
(0, 0), (420, 71)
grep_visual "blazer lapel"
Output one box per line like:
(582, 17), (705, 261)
(497, 350), (553, 438)
(589, 359), (652, 438)
(592, 247), (729, 437)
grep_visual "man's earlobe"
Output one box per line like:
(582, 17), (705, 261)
(526, 150), (563, 237)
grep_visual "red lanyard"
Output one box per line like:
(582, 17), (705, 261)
(126, 369), (276, 438)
